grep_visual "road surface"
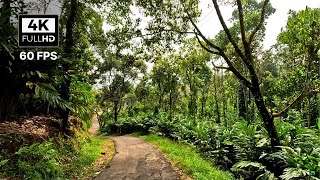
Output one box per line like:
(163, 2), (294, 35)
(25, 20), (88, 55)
(94, 136), (181, 180)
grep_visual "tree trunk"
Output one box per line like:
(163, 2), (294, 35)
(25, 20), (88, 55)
(154, 82), (162, 115)
(114, 101), (118, 122)
(201, 95), (205, 117)
(60, 0), (77, 133)
(214, 92), (221, 123)
(310, 95), (318, 127)
(2, 0), (11, 25)
(213, 72), (221, 123)
(169, 89), (173, 121)
(251, 87), (280, 148)
(221, 71), (227, 120)
(200, 88), (207, 117)
(238, 84), (247, 119)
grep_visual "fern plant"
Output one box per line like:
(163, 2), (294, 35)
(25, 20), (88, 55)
(25, 82), (69, 110)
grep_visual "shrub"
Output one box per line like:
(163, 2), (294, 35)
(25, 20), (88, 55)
(16, 142), (63, 180)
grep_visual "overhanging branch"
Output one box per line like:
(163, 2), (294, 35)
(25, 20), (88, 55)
(272, 87), (312, 117)
(211, 62), (230, 70)
(195, 33), (217, 54)
(219, 52), (253, 89)
(140, 29), (196, 37)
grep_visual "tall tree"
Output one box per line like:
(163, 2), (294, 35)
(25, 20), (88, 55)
(186, 0), (281, 146)
(60, 0), (77, 132)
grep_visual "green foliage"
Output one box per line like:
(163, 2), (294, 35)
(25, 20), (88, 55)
(33, 83), (69, 110)
(103, 110), (320, 179)
(1, 0), (320, 179)
(231, 161), (276, 180)
(70, 80), (96, 127)
(0, 131), (107, 179)
(0, 159), (8, 167)
(278, 8), (320, 53)
(271, 146), (320, 179)
(16, 142), (63, 180)
(67, 137), (107, 178)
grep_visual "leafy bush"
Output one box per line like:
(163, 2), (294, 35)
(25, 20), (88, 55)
(0, 129), (106, 179)
(273, 146), (320, 180)
(231, 161), (276, 180)
(16, 142), (63, 180)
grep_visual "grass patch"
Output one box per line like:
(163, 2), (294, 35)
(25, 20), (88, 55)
(68, 137), (115, 179)
(138, 134), (233, 180)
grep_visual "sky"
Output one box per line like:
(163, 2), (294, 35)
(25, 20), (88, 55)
(197, 0), (320, 49)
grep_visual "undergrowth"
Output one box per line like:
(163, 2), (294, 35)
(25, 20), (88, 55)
(0, 128), (108, 180)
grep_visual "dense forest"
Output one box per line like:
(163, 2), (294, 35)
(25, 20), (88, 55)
(0, 0), (320, 179)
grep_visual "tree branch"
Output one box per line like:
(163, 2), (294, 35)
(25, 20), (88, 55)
(273, 55), (314, 117)
(186, 11), (223, 52)
(248, 0), (270, 45)
(236, 0), (248, 47)
(219, 52), (253, 89)
(183, 2), (252, 90)
(272, 87), (309, 117)
(140, 29), (196, 37)
(273, 86), (320, 117)
(195, 33), (217, 54)
(211, 0), (245, 60)
(211, 62), (230, 70)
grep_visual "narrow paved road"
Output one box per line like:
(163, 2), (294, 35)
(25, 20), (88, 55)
(94, 136), (180, 180)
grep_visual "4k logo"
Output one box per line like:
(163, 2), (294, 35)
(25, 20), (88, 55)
(28, 19), (49, 31)
(19, 15), (59, 47)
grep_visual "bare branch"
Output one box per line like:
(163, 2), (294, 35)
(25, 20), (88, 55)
(248, 0), (270, 45)
(219, 52), (253, 89)
(195, 33), (217, 54)
(140, 29), (196, 37)
(211, 62), (230, 70)
(236, 0), (247, 47)
(186, 11), (223, 52)
(272, 87), (309, 117)
(273, 86), (320, 118)
(211, 0), (246, 60)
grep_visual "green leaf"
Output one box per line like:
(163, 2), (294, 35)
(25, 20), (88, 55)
(0, 159), (9, 167)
